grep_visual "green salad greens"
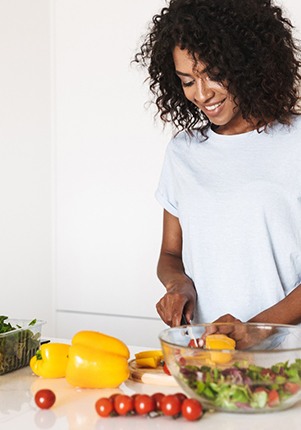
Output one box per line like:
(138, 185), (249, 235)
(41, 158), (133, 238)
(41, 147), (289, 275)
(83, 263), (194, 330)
(180, 359), (301, 411)
(0, 316), (40, 375)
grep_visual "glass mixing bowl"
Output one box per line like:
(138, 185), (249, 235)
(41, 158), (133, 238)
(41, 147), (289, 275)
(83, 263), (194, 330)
(159, 322), (301, 413)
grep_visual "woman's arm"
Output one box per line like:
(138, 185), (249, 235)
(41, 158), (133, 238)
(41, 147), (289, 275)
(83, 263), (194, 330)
(209, 285), (301, 349)
(248, 284), (301, 325)
(156, 210), (197, 326)
(214, 285), (301, 326)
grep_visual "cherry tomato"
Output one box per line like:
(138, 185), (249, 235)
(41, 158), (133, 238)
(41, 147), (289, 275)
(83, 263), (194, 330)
(161, 394), (181, 416)
(163, 362), (171, 375)
(34, 389), (56, 410)
(131, 393), (139, 403)
(151, 392), (164, 411)
(181, 398), (203, 421)
(114, 394), (134, 415)
(95, 397), (114, 417)
(134, 394), (155, 415)
(188, 338), (203, 348)
(174, 392), (187, 404)
(109, 393), (119, 402)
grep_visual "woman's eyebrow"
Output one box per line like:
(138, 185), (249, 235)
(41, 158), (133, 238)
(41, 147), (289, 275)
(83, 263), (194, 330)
(175, 70), (192, 77)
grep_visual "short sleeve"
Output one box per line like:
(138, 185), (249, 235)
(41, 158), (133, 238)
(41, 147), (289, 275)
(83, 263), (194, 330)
(155, 139), (179, 217)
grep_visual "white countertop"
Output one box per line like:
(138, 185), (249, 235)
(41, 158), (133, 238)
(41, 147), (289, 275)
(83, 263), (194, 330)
(1, 344), (301, 429)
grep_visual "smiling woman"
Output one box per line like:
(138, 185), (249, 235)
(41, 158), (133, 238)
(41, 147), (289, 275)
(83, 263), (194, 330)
(172, 46), (248, 135)
(134, 0), (301, 329)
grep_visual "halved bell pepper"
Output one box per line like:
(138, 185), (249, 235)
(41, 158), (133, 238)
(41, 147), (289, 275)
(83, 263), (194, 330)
(65, 330), (130, 388)
(30, 343), (70, 378)
(135, 350), (164, 368)
(205, 334), (236, 364)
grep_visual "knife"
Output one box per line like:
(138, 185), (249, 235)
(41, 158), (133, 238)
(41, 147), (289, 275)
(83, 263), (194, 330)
(181, 313), (199, 346)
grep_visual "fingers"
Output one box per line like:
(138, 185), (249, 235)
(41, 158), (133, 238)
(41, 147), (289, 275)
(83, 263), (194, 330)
(156, 297), (183, 326)
(156, 291), (195, 327)
(201, 314), (243, 345)
(212, 314), (242, 324)
(183, 300), (195, 325)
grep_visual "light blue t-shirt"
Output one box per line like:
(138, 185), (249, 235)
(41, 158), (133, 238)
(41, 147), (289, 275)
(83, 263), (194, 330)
(156, 116), (301, 323)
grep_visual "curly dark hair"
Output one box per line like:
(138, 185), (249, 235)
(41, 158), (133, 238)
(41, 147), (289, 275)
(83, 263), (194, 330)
(134, 0), (301, 135)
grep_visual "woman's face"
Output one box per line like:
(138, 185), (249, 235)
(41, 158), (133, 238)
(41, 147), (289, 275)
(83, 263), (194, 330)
(173, 46), (254, 135)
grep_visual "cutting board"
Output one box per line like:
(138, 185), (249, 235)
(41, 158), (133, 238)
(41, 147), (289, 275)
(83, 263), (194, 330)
(128, 359), (179, 387)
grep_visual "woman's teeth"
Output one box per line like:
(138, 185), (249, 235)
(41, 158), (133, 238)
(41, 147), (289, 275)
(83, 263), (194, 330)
(205, 101), (223, 111)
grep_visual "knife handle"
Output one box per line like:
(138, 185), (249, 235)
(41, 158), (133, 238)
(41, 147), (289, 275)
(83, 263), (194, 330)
(180, 314), (189, 325)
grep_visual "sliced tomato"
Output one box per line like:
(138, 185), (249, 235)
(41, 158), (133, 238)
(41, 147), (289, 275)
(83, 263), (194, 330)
(284, 382), (300, 395)
(267, 389), (280, 407)
(163, 362), (171, 375)
(188, 339), (199, 348)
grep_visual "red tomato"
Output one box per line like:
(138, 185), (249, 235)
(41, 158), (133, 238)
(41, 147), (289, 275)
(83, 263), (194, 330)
(109, 393), (119, 402)
(284, 382), (300, 395)
(174, 392), (187, 404)
(181, 398), (203, 421)
(134, 394), (155, 415)
(151, 392), (164, 411)
(114, 394), (134, 416)
(131, 393), (139, 403)
(95, 397), (114, 417)
(163, 362), (171, 375)
(267, 389), (280, 407)
(161, 394), (181, 416)
(34, 389), (56, 410)
(188, 338), (204, 348)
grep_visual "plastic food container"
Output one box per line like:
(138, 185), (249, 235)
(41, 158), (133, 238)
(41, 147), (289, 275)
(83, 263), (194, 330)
(159, 322), (301, 413)
(0, 319), (45, 375)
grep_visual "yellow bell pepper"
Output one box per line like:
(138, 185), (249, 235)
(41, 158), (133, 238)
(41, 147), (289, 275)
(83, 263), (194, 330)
(205, 334), (236, 350)
(205, 334), (236, 364)
(71, 330), (130, 359)
(135, 349), (164, 368)
(135, 350), (163, 360)
(65, 330), (130, 388)
(30, 343), (70, 378)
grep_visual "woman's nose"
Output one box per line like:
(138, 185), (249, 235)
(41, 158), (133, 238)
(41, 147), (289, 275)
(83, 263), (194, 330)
(194, 78), (214, 104)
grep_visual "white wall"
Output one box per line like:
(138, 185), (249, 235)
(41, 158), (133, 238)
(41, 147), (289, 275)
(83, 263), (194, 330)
(0, 0), (53, 336)
(53, 0), (170, 347)
(1, 0), (301, 346)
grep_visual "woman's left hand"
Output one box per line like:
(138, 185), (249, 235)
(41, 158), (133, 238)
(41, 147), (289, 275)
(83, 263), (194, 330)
(204, 314), (270, 349)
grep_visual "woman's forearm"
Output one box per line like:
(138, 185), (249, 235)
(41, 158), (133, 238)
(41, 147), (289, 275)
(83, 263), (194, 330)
(248, 284), (301, 325)
(157, 251), (194, 291)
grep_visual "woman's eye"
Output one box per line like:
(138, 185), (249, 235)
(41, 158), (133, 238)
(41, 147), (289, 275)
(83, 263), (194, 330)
(182, 81), (194, 88)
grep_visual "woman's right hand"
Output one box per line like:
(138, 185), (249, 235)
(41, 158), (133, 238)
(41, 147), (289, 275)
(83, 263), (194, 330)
(156, 210), (196, 326)
(156, 282), (197, 327)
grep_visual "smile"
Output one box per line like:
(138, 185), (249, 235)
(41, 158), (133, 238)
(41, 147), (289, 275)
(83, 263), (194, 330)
(204, 100), (225, 111)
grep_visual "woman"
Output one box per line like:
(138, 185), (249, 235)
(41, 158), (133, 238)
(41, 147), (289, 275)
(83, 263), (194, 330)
(135, 0), (301, 328)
